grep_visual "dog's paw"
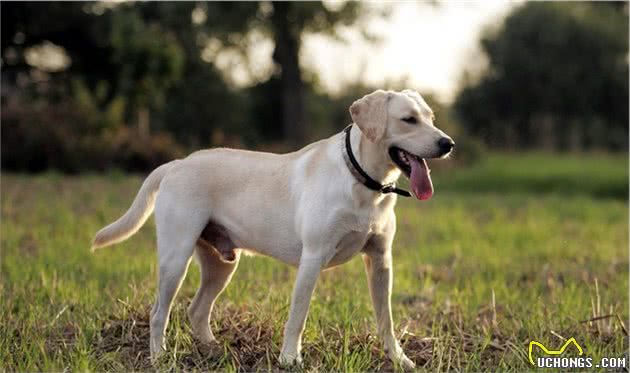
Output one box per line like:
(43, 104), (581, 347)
(194, 338), (223, 359)
(278, 351), (303, 367)
(388, 347), (416, 371)
(397, 354), (416, 370)
(192, 332), (218, 346)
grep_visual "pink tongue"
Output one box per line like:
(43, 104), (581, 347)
(409, 157), (433, 200)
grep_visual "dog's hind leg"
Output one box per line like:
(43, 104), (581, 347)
(150, 240), (195, 360)
(187, 241), (240, 344)
(149, 196), (208, 361)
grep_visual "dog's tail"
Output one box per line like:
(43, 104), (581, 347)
(91, 161), (175, 251)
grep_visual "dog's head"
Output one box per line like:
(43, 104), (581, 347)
(349, 89), (454, 200)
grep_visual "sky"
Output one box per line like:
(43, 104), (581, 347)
(302, 1), (518, 103)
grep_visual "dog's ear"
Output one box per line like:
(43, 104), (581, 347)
(349, 90), (390, 142)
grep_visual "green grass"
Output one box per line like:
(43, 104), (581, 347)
(1, 153), (628, 372)
(433, 152), (628, 199)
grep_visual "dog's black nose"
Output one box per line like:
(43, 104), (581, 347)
(438, 137), (455, 154)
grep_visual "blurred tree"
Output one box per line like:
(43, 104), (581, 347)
(1, 2), (187, 171)
(2, 1), (388, 173)
(134, 2), (258, 146)
(177, 1), (373, 146)
(109, 7), (184, 137)
(148, 1), (381, 146)
(267, 2), (368, 145)
(1, 2), (106, 87)
(2, 2), (184, 134)
(454, 2), (628, 151)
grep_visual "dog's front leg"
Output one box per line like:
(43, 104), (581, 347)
(363, 236), (415, 370)
(278, 253), (325, 366)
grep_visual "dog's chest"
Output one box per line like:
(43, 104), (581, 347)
(348, 195), (394, 231)
(326, 230), (370, 268)
(325, 203), (392, 268)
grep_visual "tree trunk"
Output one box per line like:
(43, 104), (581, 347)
(271, 2), (306, 146)
(138, 107), (150, 140)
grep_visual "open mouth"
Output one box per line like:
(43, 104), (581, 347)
(388, 147), (434, 200)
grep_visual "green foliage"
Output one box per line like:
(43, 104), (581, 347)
(2, 1), (379, 163)
(71, 80), (126, 132)
(1, 90), (183, 173)
(454, 2), (628, 151)
(161, 67), (253, 147)
(2, 2), (185, 126)
(114, 1), (372, 146)
(268, 1), (363, 36)
(1, 154), (627, 370)
(109, 6), (184, 114)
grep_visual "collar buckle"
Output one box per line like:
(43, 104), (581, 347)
(380, 183), (396, 193)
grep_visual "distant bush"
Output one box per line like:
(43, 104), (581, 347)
(454, 2), (628, 151)
(1, 96), (183, 173)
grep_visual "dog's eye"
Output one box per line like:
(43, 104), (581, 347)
(402, 117), (417, 124)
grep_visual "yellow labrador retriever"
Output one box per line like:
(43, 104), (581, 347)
(92, 89), (454, 369)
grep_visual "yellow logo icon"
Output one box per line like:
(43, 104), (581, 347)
(528, 337), (584, 366)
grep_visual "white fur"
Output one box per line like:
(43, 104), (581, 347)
(92, 89), (453, 369)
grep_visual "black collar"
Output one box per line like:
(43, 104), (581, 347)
(342, 125), (411, 197)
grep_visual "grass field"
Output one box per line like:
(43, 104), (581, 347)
(1, 152), (628, 372)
